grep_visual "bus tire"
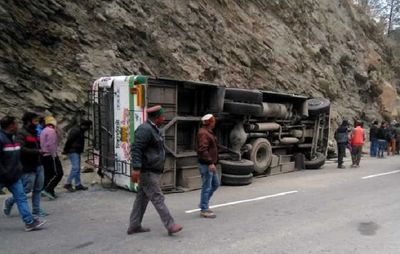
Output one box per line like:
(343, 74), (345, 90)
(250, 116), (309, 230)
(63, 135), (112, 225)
(248, 138), (272, 174)
(225, 88), (263, 104)
(221, 173), (253, 186)
(307, 98), (330, 116)
(223, 102), (262, 116)
(304, 152), (326, 169)
(220, 159), (254, 175)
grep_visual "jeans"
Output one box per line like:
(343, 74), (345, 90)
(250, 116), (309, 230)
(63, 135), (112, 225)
(377, 139), (387, 158)
(370, 138), (378, 157)
(199, 163), (219, 212)
(67, 153), (81, 186)
(337, 143), (346, 166)
(1, 179), (34, 225)
(6, 166), (44, 213)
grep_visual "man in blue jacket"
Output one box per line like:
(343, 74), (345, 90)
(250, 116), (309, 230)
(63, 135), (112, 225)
(127, 105), (182, 236)
(0, 115), (46, 231)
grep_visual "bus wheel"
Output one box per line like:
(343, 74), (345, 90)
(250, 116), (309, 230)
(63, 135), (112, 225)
(225, 88), (263, 104)
(304, 152), (326, 169)
(221, 173), (253, 186)
(307, 98), (330, 116)
(248, 138), (272, 174)
(220, 159), (254, 175)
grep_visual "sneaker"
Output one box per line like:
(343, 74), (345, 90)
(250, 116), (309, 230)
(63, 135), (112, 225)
(32, 208), (49, 217)
(41, 190), (56, 200)
(200, 211), (216, 219)
(75, 185), (88, 191)
(64, 184), (75, 192)
(167, 223), (183, 236)
(25, 219), (47, 232)
(127, 226), (151, 235)
(337, 165), (346, 169)
(3, 198), (12, 216)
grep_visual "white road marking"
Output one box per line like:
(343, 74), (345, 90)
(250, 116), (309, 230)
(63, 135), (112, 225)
(362, 170), (400, 179)
(185, 190), (298, 214)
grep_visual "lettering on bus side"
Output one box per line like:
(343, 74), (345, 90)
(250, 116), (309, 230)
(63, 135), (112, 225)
(116, 88), (120, 110)
(115, 119), (121, 148)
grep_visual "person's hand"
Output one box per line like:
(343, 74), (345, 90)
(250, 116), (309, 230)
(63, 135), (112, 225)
(131, 170), (140, 183)
(208, 164), (217, 172)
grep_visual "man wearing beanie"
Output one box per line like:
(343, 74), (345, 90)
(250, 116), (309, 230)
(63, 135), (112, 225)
(40, 116), (63, 200)
(127, 105), (182, 236)
(197, 114), (219, 218)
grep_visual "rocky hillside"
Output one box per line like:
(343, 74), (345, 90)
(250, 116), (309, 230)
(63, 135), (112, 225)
(1, 0), (399, 129)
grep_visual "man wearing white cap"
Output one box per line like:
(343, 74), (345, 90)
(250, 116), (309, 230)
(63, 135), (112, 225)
(197, 114), (219, 218)
(128, 105), (183, 236)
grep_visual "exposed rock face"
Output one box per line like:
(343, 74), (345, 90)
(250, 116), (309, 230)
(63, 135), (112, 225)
(0, 0), (398, 129)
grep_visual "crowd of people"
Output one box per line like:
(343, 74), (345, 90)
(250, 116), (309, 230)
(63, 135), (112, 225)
(0, 113), (92, 231)
(334, 119), (400, 169)
(1, 106), (218, 235)
(5, 107), (397, 235)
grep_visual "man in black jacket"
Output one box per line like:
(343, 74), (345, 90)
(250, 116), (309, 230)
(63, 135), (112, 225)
(334, 120), (349, 168)
(376, 122), (388, 158)
(0, 115), (46, 231)
(63, 120), (92, 192)
(4, 112), (47, 217)
(369, 121), (379, 157)
(127, 105), (182, 236)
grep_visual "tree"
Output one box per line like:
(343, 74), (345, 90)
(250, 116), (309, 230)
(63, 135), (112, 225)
(353, 0), (400, 34)
(387, 0), (400, 34)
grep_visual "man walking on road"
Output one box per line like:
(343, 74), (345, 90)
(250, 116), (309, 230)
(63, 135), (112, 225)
(4, 112), (47, 217)
(350, 121), (365, 167)
(127, 105), (182, 236)
(197, 114), (219, 218)
(0, 115), (46, 231)
(334, 120), (349, 169)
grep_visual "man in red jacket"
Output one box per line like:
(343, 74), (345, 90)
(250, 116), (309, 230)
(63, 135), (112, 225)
(197, 114), (219, 218)
(350, 121), (365, 168)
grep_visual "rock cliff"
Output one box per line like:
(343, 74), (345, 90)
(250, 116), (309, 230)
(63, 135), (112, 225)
(0, 0), (399, 129)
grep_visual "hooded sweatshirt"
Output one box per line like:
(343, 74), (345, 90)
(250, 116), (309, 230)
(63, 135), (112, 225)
(40, 125), (59, 157)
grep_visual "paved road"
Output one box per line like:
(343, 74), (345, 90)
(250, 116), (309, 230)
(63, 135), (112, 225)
(1, 156), (400, 254)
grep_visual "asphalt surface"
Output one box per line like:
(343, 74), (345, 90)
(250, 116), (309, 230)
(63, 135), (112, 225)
(1, 155), (400, 254)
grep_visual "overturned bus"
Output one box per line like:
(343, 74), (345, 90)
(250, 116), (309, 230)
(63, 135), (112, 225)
(87, 75), (330, 191)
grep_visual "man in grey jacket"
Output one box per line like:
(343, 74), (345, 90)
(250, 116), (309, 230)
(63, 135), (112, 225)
(127, 105), (182, 236)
